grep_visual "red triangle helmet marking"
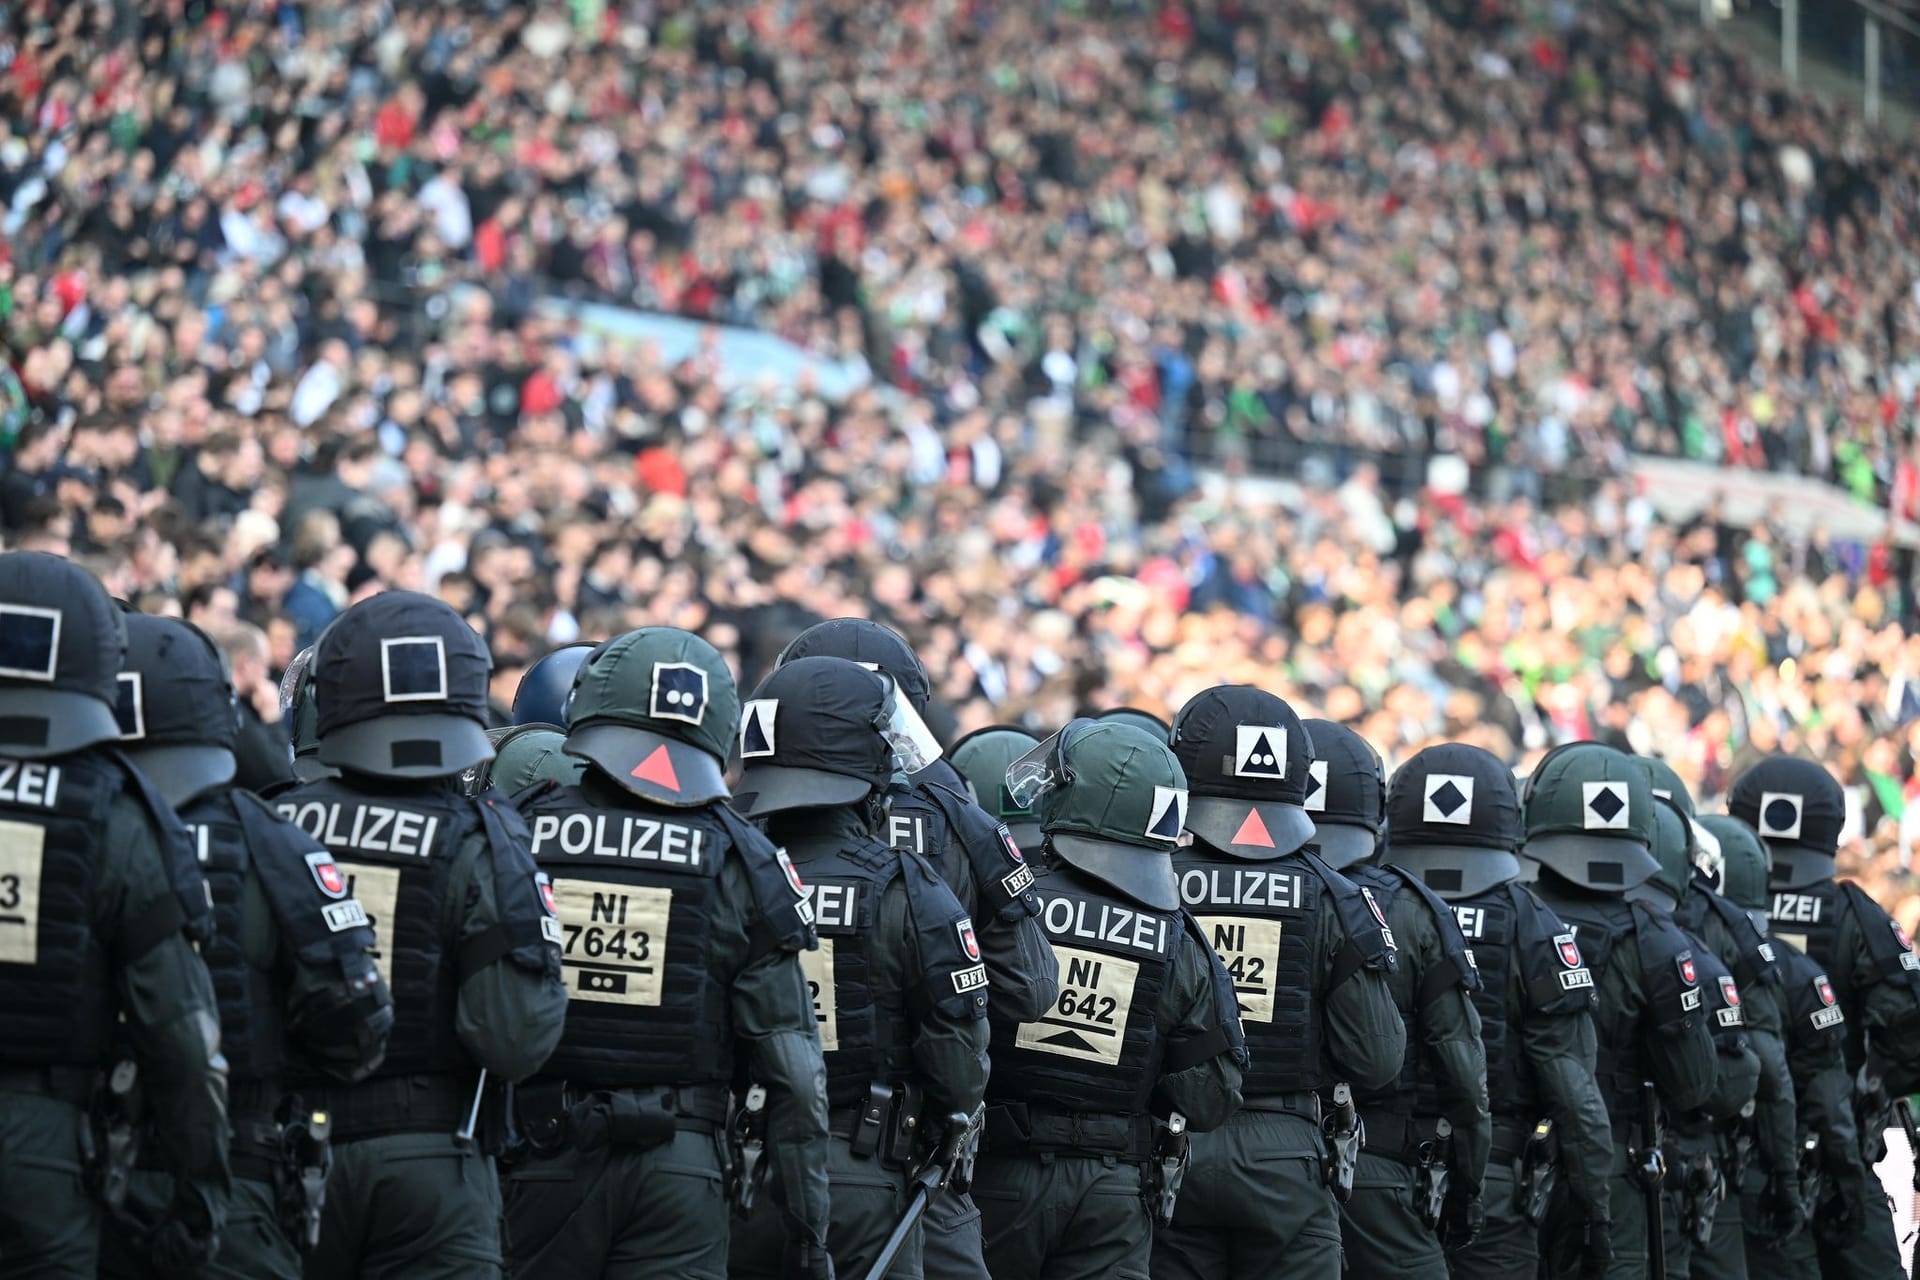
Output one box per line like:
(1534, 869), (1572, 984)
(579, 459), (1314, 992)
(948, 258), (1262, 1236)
(1231, 808), (1275, 848)
(632, 744), (681, 791)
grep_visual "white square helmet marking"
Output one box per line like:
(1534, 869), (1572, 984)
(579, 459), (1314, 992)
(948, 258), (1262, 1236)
(1303, 759), (1329, 813)
(114, 672), (146, 741)
(1756, 791), (1804, 841)
(740, 699), (779, 759)
(380, 636), (449, 703)
(0, 604), (62, 682)
(1146, 785), (1188, 841)
(1582, 780), (1630, 830)
(1422, 773), (1475, 824)
(649, 662), (709, 726)
(1232, 725), (1287, 779)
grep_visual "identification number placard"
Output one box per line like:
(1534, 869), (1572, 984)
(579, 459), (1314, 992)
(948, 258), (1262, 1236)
(554, 879), (671, 1007)
(337, 862), (400, 989)
(0, 820), (44, 966)
(1196, 914), (1284, 1023)
(1014, 944), (1138, 1065)
(798, 939), (839, 1052)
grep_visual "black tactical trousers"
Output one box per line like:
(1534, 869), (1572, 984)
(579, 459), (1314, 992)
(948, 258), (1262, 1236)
(920, 1187), (991, 1280)
(730, 1136), (919, 1280)
(1444, 1163), (1536, 1280)
(0, 1092), (98, 1279)
(505, 1128), (730, 1279)
(972, 1151), (1151, 1280)
(1153, 1109), (1342, 1280)
(1339, 1150), (1449, 1279)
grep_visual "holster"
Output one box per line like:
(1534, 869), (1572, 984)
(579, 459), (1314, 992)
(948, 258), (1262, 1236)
(1146, 1114), (1190, 1228)
(514, 1080), (572, 1154)
(1516, 1120), (1558, 1226)
(86, 1061), (142, 1215)
(1416, 1152), (1451, 1231)
(728, 1083), (768, 1218)
(1682, 1150), (1725, 1245)
(1321, 1086), (1363, 1204)
(273, 1097), (332, 1252)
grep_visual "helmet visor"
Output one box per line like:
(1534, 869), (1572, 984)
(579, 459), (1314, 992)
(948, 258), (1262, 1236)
(279, 646), (316, 719)
(1005, 717), (1096, 810)
(879, 681), (943, 776)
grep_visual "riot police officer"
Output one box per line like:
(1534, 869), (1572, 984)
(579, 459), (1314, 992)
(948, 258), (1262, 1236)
(512, 642), (595, 728)
(1521, 741), (1718, 1280)
(1640, 764), (1797, 1280)
(1150, 689), (1401, 1280)
(0, 552), (229, 1277)
(947, 726), (1042, 858)
(775, 621), (1056, 1280)
(101, 613), (394, 1280)
(728, 655), (989, 1280)
(505, 629), (830, 1279)
(974, 718), (1243, 1280)
(1726, 756), (1918, 1279)
(1630, 788), (1761, 1278)
(272, 590), (569, 1280)
(1306, 720), (1490, 1278)
(1383, 743), (1611, 1280)
(1700, 815), (1861, 1280)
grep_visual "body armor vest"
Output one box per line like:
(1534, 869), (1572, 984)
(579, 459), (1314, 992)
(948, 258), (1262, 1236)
(1450, 882), (1596, 1122)
(992, 865), (1175, 1115)
(1535, 889), (1699, 1116)
(787, 834), (917, 1109)
(1769, 877), (1920, 1066)
(1174, 848), (1322, 1097)
(0, 751), (123, 1069)
(518, 784), (731, 1089)
(1347, 864), (1479, 1117)
(275, 776), (479, 1077)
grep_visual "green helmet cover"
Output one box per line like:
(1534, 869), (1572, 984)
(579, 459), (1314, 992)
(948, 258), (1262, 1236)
(563, 627), (738, 805)
(1039, 721), (1186, 911)
(1521, 741), (1660, 893)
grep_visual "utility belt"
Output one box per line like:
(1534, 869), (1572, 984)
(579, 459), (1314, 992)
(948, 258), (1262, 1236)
(514, 1080), (729, 1156)
(1363, 1109), (1450, 1166)
(0, 1064), (97, 1106)
(828, 1082), (950, 1170)
(1489, 1118), (1536, 1164)
(307, 1073), (481, 1144)
(980, 1102), (1157, 1164)
(1241, 1091), (1325, 1125)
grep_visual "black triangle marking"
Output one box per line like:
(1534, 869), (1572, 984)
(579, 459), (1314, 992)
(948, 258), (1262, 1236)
(1149, 797), (1184, 839)
(1034, 1028), (1101, 1054)
(742, 710), (772, 756)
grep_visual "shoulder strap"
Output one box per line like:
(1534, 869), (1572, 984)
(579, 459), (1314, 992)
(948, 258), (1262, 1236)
(1701, 889), (1783, 991)
(1839, 880), (1920, 995)
(1506, 882), (1597, 1014)
(711, 802), (818, 955)
(228, 789), (379, 966)
(1180, 909), (1250, 1069)
(108, 749), (214, 944)
(1386, 864), (1482, 1001)
(1301, 850), (1399, 985)
(921, 778), (1040, 919)
(456, 790), (562, 981)
(1629, 900), (1706, 1031)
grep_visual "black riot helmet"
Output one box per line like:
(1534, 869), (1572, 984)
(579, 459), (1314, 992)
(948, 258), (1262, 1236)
(776, 618), (932, 714)
(1167, 685), (1315, 859)
(732, 656), (940, 819)
(312, 591), (496, 780)
(1300, 719), (1386, 870)
(1726, 755), (1845, 890)
(0, 551), (128, 758)
(513, 640), (596, 727)
(115, 614), (239, 807)
(1385, 743), (1525, 899)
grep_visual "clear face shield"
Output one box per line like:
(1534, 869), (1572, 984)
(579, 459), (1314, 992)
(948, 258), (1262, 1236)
(280, 645), (316, 720)
(1005, 717), (1098, 810)
(1689, 817), (1724, 890)
(876, 674), (943, 776)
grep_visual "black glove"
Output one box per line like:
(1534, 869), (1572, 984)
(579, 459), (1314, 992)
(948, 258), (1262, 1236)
(1759, 1171), (1808, 1243)
(782, 1237), (835, 1280)
(146, 1218), (219, 1278)
(1576, 1216), (1612, 1280)
(1437, 1181), (1484, 1251)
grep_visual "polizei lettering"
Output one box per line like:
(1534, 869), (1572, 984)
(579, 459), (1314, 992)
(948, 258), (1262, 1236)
(1180, 867), (1306, 911)
(1041, 893), (1171, 956)
(0, 760), (60, 808)
(276, 801), (440, 858)
(1772, 893), (1823, 924)
(529, 812), (705, 867)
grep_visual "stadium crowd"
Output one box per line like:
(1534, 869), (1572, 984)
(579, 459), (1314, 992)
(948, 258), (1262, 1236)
(1, 0), (1918, 926)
